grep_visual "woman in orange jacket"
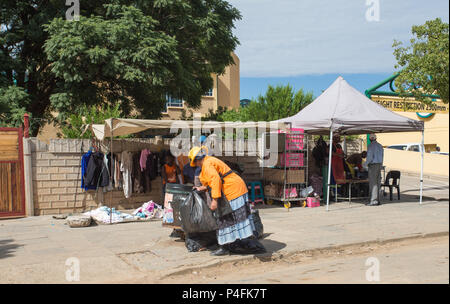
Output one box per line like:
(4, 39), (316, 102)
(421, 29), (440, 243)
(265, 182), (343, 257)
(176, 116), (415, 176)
(189, 146), (256, 256)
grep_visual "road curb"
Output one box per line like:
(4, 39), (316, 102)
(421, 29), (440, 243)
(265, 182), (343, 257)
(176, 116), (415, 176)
(158, 231), (449, 280)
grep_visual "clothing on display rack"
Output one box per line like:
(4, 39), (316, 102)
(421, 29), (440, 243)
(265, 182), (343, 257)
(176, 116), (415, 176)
(81, 150), (110, 190)
(81, 150), (97, 191)
(80, 147), (173, 204)
(120, 151), (133, 198)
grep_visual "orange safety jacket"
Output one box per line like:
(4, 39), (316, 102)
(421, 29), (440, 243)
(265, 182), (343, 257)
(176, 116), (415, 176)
(199, 156), (248, 201)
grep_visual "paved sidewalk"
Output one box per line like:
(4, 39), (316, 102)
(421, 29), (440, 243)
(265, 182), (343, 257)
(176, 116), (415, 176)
(0, 175), (448, 283)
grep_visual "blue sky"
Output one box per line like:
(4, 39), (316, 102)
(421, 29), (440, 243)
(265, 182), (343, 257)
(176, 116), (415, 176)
(227, 0), (449, 99)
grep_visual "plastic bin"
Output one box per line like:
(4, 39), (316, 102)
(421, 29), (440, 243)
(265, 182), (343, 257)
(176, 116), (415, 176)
(164, 184), (192, 227)
(280, 153), (304, 167)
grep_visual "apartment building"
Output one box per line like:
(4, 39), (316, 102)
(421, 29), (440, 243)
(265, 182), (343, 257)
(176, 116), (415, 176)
(162, 53), (240, 119)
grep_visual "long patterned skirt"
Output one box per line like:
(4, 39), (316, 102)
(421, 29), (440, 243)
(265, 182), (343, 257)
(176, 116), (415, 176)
(216, 193), (255, 245)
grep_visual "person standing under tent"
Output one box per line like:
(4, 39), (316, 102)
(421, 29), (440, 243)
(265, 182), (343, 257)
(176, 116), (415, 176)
(365, 134), (384, 206)
(189, 146), (257, 256)
(330, 134), (346, 194)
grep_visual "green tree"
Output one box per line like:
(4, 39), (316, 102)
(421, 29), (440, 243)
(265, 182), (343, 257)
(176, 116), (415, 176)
(0, 86), (29, 127)
(393, 18), (449, 103)
(59, 103), (127, 139)
(220, 84), (314, 122)
(0, 1), (241, 134)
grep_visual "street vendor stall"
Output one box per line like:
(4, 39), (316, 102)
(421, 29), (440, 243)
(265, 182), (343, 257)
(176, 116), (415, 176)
(86, 118), (286, 224)
(274, 76), (425, 211)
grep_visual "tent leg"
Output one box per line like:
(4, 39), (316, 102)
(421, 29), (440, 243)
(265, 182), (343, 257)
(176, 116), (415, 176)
(110, 118), (114, 224)
(420, 130), (424, 205)
(326, 130), (334, 211)
(343, 136), (347, 155)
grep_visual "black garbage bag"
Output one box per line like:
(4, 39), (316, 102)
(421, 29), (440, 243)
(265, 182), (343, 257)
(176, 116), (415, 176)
(180, 190), (218, 234)
(228, 238), (266, 254)
(169, 228), (185, 240)
(251, 210), (264, 239)
(185, 231), (218, 252)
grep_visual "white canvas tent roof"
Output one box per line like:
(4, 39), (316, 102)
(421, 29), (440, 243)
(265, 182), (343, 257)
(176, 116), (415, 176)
(89, 118), (286, 140)
(275, 76), (424, 135)
(274, 76), (425, 209)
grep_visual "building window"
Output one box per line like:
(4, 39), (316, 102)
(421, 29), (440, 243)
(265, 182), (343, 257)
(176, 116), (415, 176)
(165, 95), (183, 108)
(203, 88), (213, 97)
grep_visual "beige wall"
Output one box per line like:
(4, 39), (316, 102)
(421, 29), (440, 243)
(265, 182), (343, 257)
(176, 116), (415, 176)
(28, 137), (261, 215)
(383, 148), (449, 177)
(29, 138), (166, 215)
(376, 112), (449, 152)
(164, 52), (240, 119)
(217, 52), (240, 110)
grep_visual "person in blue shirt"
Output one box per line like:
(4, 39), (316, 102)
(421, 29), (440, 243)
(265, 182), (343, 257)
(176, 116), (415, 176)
(182, 162), (196, 184)
(366, 134), (384, 206)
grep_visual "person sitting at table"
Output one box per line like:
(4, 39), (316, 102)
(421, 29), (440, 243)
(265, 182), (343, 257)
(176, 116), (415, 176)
(345, 151), (369, 197)
(347, 151), (367, 171)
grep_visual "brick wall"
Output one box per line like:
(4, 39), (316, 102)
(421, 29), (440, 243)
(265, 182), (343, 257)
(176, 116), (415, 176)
(30, 138), (166, 215)
(30, 138), (264, 215)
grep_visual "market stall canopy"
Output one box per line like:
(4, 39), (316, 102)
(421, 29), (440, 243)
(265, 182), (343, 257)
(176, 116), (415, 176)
(89, 118), (287, 140)
(275, 76), (424, 135)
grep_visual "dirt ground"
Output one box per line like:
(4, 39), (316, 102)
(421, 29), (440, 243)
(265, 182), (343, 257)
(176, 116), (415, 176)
(129, 235), (449, 284)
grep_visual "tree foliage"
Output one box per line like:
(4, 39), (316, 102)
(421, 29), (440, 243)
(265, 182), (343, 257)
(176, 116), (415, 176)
(59, 103), (126, 139)
(0, 86), (29, 127)
(393, 18), (449, 103)
(219, 85), (314, 122)
(0, 0), (241, 134)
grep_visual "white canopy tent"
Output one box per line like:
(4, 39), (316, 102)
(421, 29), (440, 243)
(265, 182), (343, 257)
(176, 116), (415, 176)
(275, 76), (425, 210)
(89, 118), (286, 141)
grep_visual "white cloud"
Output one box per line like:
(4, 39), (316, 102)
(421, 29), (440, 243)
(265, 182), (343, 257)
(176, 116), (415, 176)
(228, 0), (449, 77)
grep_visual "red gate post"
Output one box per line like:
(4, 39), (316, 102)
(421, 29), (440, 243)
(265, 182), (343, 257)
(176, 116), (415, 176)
(23, 113), (30, 138)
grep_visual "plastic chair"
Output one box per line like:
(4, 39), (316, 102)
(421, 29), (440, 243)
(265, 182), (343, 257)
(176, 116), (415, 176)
(381, 171), (401, 201)
(247, 181), (265, 204)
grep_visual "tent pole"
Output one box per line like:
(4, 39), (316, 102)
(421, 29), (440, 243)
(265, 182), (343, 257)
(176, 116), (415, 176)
(110, 118), (114, 224)
(326, 129), (334, 211)
(343, 136), (347, 155)
(420, 129), (424, 204)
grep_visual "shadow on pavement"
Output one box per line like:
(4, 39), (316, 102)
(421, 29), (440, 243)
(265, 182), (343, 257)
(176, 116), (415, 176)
(0, 239), (21, 260)
(256, 239), (287, 259)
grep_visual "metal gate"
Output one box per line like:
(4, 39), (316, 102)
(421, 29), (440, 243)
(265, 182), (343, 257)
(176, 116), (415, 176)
(0, 128), (26, 218)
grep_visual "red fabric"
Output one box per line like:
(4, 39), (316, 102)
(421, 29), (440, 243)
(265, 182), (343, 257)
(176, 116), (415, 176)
(332, 146), (346, 184)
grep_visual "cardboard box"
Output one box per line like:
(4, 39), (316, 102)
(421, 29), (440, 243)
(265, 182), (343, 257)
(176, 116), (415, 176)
(264, 168), (305, 184)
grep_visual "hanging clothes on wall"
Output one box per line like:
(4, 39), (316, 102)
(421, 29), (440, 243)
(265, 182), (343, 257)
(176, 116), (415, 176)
(121, 151), (133, 198)
(132, 152), (144, 193)
(140, 149), (150, 172)
(81, 150), (97, 191)
(140, 149), (152, 193)
(83, 151), (110, 190)
(103, 153), (114, 191)
(146, 152), (159, 180)
(114, 153), (122, 190)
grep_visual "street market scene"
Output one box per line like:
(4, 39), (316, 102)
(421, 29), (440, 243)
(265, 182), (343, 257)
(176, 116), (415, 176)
(0, 0), (449, 287)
